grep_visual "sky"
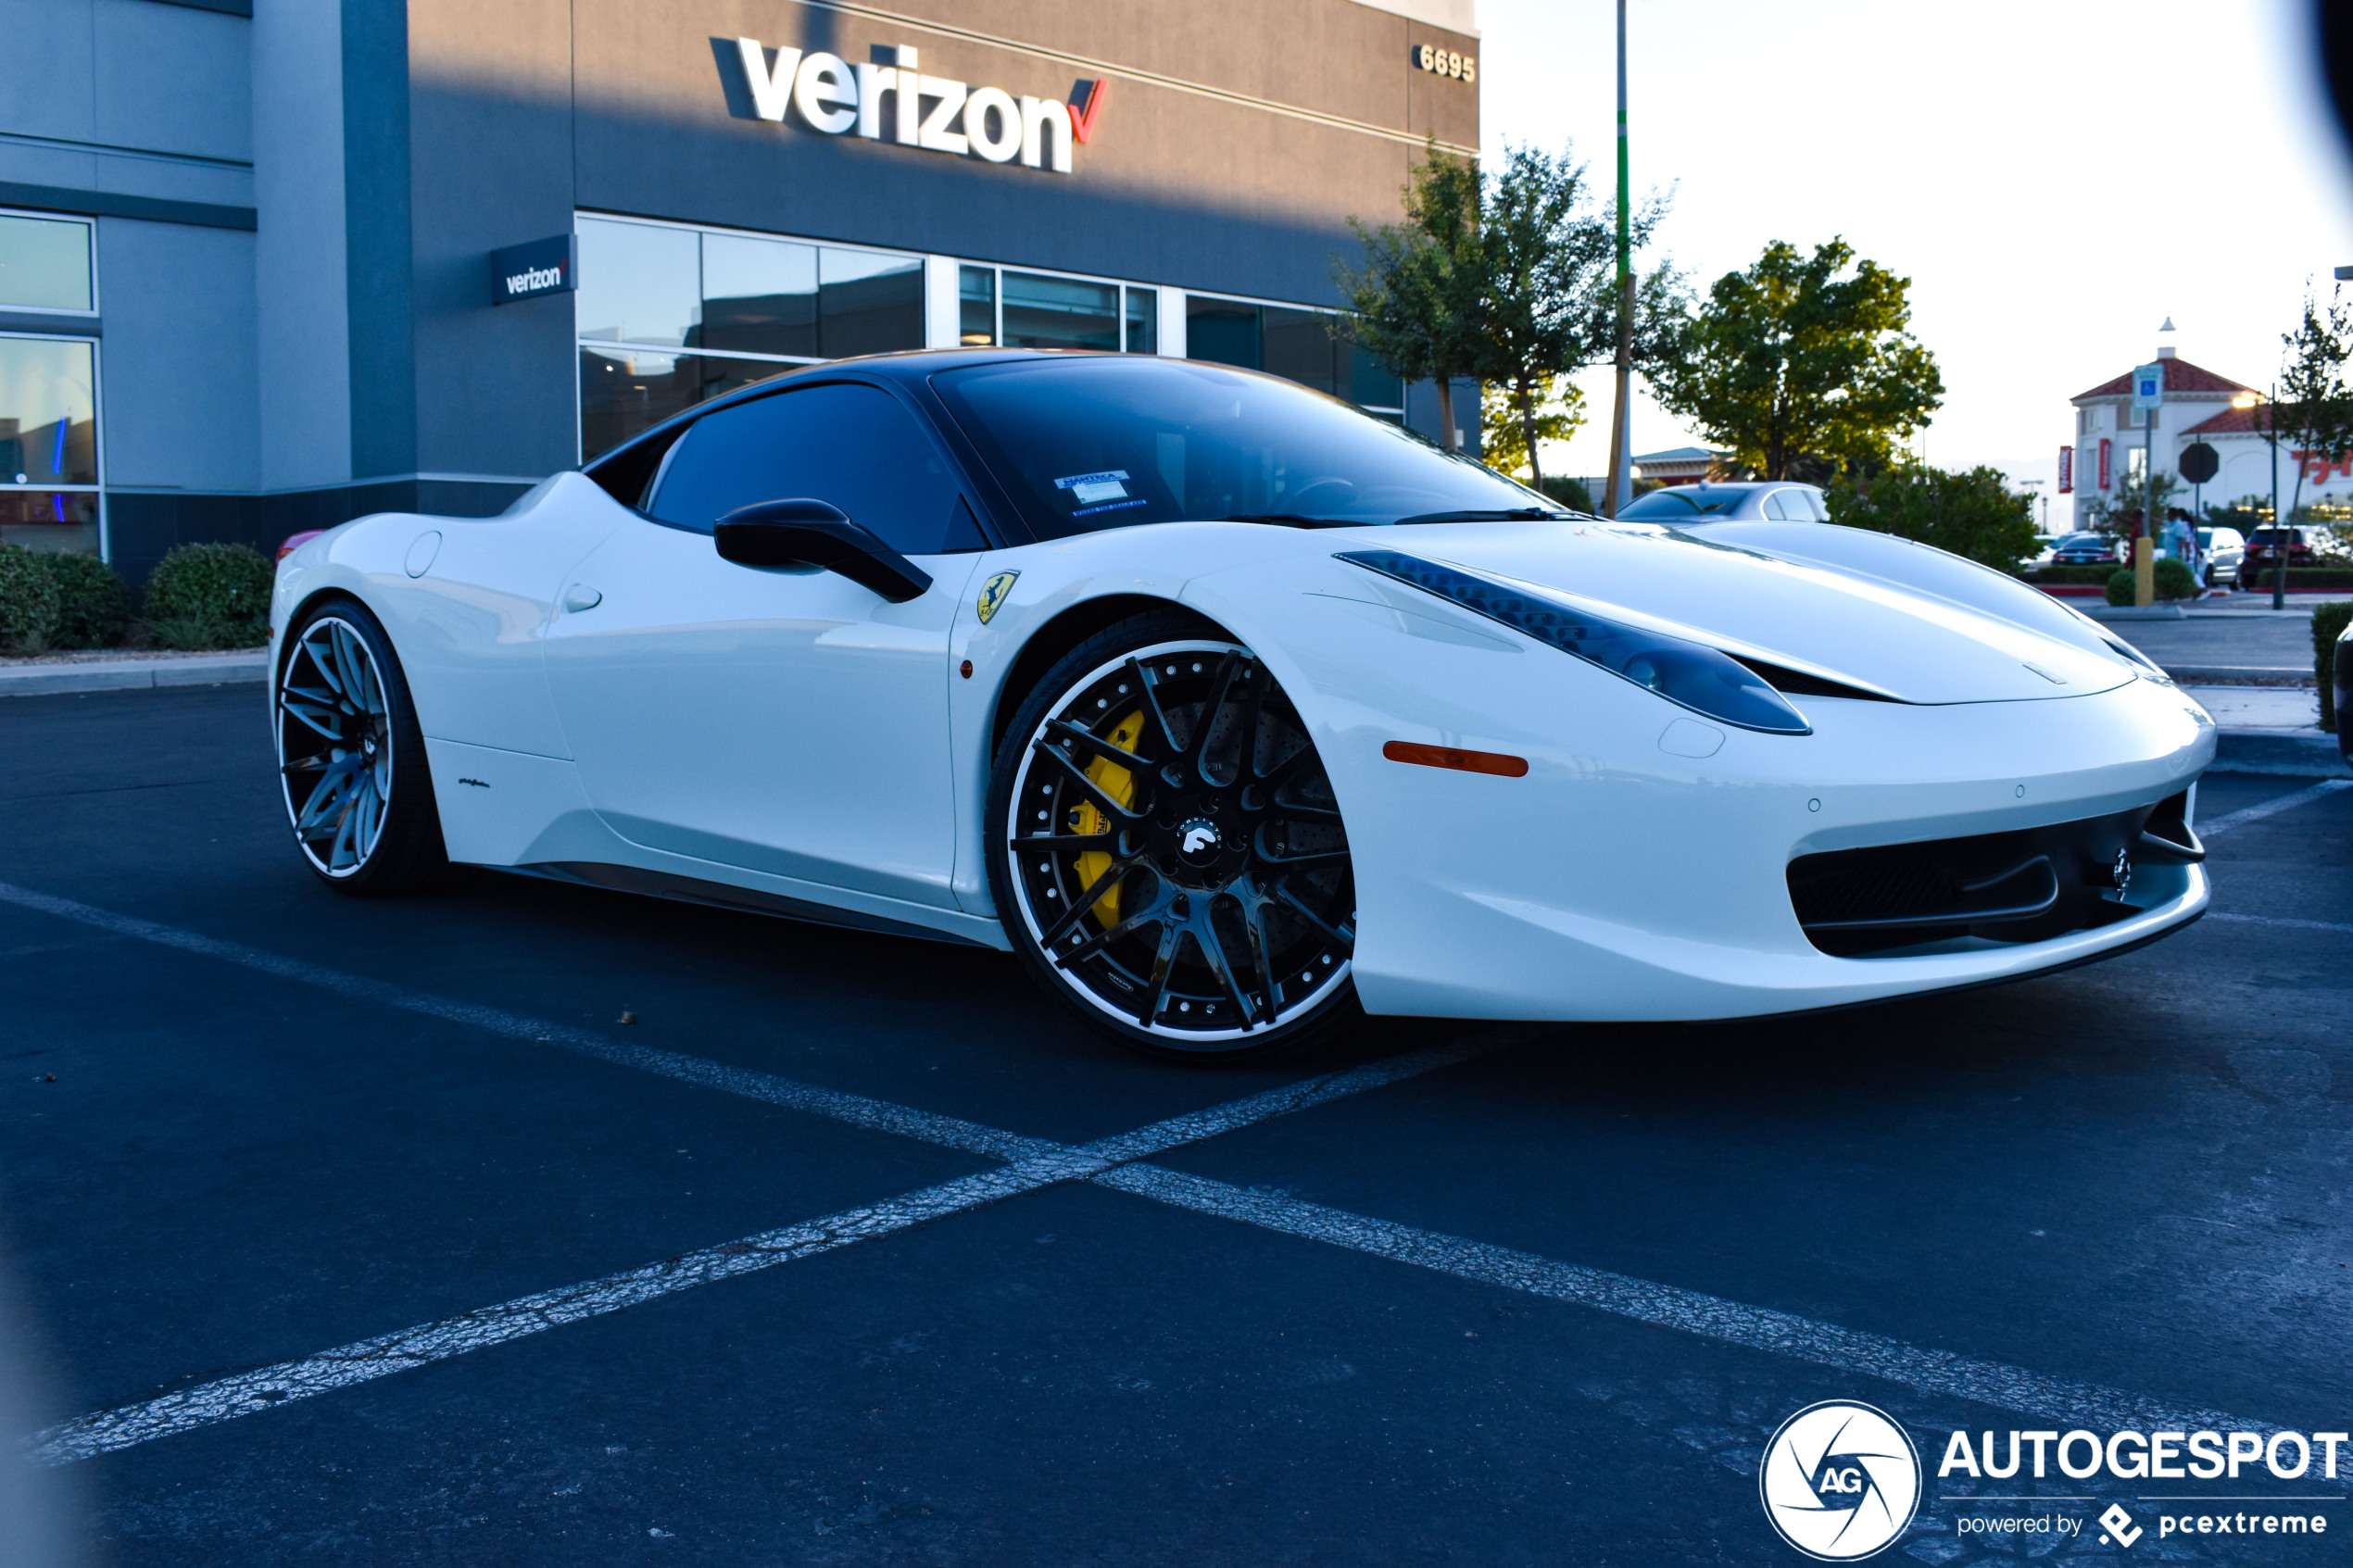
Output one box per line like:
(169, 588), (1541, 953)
(1474, 0), (2353, 525)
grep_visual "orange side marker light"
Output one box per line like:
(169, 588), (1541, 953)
(1382, 740), (1529, 778)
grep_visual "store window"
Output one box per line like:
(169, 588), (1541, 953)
(575, 215), (924, 460)
(0, 210), (101, 554)
(0, 336), (102, 555)
(954, 264), (1159, 358)
(1182, 295), (1404, 419)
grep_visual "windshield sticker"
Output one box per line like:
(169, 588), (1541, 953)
(1071, 498), (1149, 518)
(1055, 470), (1131, 507)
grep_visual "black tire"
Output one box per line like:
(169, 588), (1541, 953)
(985, 609), (1363, 1063)
(274, 596), (447, 896)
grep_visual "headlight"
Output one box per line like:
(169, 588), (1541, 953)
(1338, 548), (1812, 735)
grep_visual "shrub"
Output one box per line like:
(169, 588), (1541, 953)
(2154, 557), (2198, 601)
(40, 551), (129, 649)
(0, 544), (63, 654)
(1826, 464), (2041, 570)
(1537, 474), (1596, 513)
(144, 543), (273, 650)
(2317, 600), (2351, 733)
(2105, 569), (2136, 607)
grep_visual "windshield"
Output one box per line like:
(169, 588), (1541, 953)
(1617, 487), (1747, 519)
(929, 357), (1564, 537)
(2057, 533), (2107, 549)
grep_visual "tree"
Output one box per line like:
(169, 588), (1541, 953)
(1825, 464), (2040, 571)
(2271, 284), (2353, 565)
(2086, 470), (2180, 541)
(1478, 375), (1585, 483)
(1333, 142), (1484, 450)
(1648, 238), (1944, 480)
(1336, 140), (1679, 478)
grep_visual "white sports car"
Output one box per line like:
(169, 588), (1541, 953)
(269, 349), (2214, 1060)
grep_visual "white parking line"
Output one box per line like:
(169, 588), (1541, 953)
(2207, 911), (2353, 935)
(2199, 778), (2353, 840)
(1092, 1164), (2296, 1449)
(6, 884), (2319, 1479)
(32, 1040), (1514, 1464)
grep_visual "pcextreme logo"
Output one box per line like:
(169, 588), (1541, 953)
(1760, 1401), (1922, 1561)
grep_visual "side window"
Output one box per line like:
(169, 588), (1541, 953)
(1761, 490), (1791, 521)
(648, 383), (984, 554)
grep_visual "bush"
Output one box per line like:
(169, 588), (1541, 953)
(2100, 558), (2197, 606)
(2317, 600), (2351, 733)
(1826, 464), (2041, 570)
(1537, 474), (1595, 513)
(41, 551), (129, 649)
(144, 543), (273, 650)
(0, 544), (63, 654)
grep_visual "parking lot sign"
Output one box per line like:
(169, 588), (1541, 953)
(2132, 362), (2165, 409)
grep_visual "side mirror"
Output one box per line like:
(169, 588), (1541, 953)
(711, 499), (934, 603)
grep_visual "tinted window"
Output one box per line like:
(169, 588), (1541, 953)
(930, 358), (1561, 537)
(648, 382), (982, 555)
(1617, 486), (1745, 519)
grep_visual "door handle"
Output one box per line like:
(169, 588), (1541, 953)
(562, 583), (603, 612)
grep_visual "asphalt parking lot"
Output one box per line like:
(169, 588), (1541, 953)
(4, 684), (2351, 1566)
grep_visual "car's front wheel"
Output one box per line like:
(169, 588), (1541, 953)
(275, 597), (447, 894)
(986, 612), (1361, 1063)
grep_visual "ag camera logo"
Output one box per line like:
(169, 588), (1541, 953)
(1760, 1400), (1922, 1561)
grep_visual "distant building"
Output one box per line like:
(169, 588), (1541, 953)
(2065, 345), (2352, 526)
(1633, 446), (1729, 487)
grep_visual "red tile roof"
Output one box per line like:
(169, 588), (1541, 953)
(2072, 358), (2255, 401)
(2182, 405), (2276, 436)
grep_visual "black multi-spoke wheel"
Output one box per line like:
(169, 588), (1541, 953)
(275, 598), (446, 894)
(987, 612), (1360, 1061)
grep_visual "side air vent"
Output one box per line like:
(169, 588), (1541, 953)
(1728, 656), (1894, 703)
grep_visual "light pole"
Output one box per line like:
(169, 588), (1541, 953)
(1602, 0), (1632, 517)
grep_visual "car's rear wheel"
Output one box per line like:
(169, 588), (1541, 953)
(275, 598), (447, 895)
(987, 612), (1361, 1063)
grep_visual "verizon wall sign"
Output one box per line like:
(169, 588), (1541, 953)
(489, 234), (576, 306)
(727, 38), (1104, 175)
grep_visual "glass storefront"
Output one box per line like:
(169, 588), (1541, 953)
(576, 215), (925, 460)
(577, 214), (1416, 464)
(0, 212), (102, 553)
(1185, 295), (1404, 418)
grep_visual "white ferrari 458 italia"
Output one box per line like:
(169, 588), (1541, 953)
(269, 349), (2214, 1060)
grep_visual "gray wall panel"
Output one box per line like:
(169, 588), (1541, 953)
(93, 218), (258, 491)
(342, 0), (416, 480)
(254, 0), (352, 489)
(0, 2), (97, 145)
(92, 0), (253, 164)
(406, 0), (578, 479)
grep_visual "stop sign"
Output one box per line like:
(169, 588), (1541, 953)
(2180, 442), (2220, 484)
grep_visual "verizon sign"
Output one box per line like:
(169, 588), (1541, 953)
(731, 39), (1104, 175)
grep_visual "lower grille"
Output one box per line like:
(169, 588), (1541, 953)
(1788, 793), (2198, 957)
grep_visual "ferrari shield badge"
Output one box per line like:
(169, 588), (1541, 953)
(977, 570), (1019, 624)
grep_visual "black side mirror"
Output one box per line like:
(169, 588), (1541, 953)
(711, 499), (934, 603)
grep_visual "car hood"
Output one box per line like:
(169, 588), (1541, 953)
(1365, 520), (2141, 705)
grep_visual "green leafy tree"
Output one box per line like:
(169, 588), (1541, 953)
(2273, 285), (2353, 563)
(1478, 376), (1586, 483)
(1334, 142), (1484, 451)
(1825, 464), (2040, 571)
(1649, 238), (1944, 480)
(1337, 140), (1679, 479)
(2087, 470), (2180, 541)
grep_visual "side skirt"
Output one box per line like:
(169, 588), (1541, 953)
(506, 861), (997, 949)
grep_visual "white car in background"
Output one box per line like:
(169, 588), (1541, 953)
(266, 351), (2214, 1061)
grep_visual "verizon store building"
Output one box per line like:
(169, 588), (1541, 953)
(0, 0), (1480, 584)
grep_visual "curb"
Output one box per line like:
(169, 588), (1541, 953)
(2166, 666), (2315, 687)
(2212, 727), (2348, 778)
(0, 652), (269, 697)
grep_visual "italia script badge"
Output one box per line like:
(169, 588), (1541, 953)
(977, 571), (1019, 624)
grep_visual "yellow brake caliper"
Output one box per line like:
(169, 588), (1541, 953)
(1072, 711), (1144, 928)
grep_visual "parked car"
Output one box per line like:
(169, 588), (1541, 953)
(2338, 610), (2352, 766)
(2196, 526), (2245, 587)
(1614, 481), (1829, 522)
(2239, 526), (2319, 589)
(2048, 532), (2121, 567)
